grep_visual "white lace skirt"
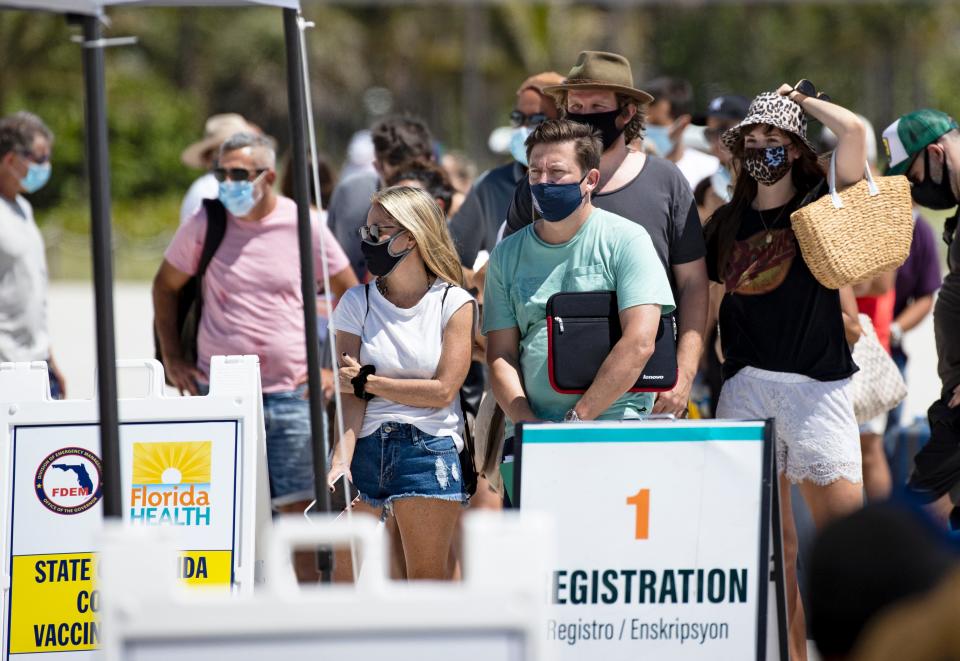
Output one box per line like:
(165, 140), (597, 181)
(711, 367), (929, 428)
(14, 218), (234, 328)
(717, 366), (863, 486)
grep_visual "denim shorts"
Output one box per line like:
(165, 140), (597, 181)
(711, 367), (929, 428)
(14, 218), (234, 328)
(351, 422), (468, 514)
(262, 384), (316, 506)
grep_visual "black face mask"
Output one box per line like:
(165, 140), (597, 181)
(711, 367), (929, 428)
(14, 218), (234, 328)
(566, 108), (624, 150)
(911, 150), (957, 210)
(360, 231), (413, 277)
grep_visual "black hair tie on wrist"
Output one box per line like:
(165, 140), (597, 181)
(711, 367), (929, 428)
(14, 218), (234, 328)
(351, 365), (376, 401)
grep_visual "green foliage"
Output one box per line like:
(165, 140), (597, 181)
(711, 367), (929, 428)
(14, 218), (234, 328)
(1, 1), (959, 282)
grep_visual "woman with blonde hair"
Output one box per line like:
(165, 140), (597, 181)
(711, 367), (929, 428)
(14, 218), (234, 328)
(328, 185), (475, 580)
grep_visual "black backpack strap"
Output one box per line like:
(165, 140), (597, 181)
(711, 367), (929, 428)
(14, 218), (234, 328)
(199, 198), (228, 277)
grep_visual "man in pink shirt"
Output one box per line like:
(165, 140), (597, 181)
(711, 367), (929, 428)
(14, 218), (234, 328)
(154, 132), (357, 516)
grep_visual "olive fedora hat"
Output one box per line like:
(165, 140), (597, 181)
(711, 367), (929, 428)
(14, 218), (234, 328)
(542, 51), (654, 105)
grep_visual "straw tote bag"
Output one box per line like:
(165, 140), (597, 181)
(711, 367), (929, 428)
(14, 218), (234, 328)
(849, 314), (907, 424)
(790, 152), (913, 289)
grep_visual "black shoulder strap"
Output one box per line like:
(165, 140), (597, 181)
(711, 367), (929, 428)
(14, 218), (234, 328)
(198, 198), (228, 277)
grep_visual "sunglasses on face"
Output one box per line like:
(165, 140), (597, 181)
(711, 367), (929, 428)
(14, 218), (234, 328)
(510, 110), (548, 128)
(359, 224), (404, 243)
(212, 167), (267, 182)
(17, 150), (50, 165)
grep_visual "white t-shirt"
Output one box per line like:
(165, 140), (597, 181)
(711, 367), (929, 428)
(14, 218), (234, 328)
(179, 172), (219, 225)
(675, 148), (720, 191)
(0, 195), (49, 362)
(333, 279), (476, 450)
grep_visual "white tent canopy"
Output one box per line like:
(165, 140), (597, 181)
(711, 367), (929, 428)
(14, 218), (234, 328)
(0, 0), (298, 15)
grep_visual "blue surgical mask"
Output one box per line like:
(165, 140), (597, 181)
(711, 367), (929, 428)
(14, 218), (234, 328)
(531, 174), (588, 222)
(509, 127), (532, 166)
(20, 162), (51, 194)
(645, 125), (675, 157)
(218, 174), (263, 217)
(710, 166), (733, 203)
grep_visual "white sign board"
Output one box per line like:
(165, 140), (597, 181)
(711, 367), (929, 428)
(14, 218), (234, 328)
(0, 357), (269, 660)
(515, 420), (785, 661)
(98, 516), (550, 661)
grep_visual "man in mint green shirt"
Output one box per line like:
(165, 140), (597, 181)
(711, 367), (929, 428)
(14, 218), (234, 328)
(484, 119), (675, 431)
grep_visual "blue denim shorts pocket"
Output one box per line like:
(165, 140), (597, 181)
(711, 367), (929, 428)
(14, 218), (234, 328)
(350, 423), (468, 514)
(415, 434), (457, 456)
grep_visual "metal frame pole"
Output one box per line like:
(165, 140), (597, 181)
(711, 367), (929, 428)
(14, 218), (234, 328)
(80, 14), (122, 518)
(282, 7), (333, 580)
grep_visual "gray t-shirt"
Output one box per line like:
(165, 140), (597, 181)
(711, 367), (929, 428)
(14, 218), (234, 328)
(934, 221), (960, 398)
(326, 170), (379, 278)
(448, 161), (524, 268)
(504, 155), (705, 291)
(0, 195), (49, 362)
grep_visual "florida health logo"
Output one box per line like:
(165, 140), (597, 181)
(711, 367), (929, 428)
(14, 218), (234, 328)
(130, 441), (212, 526)
(35, 447), (103, 515)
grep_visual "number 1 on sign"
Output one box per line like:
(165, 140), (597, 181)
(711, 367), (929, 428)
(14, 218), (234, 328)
(626, 488), (650, 540)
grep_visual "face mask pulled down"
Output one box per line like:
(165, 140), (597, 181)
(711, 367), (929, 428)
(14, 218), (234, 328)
(531, 175), (587, 222)
(744, 146), (792, 186)
(361, 231), (413, 277)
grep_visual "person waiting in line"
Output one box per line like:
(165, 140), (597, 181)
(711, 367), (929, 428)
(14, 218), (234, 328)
(388, 161), (456, 218)
(154, 133), (357, 583)
(704, 86), (868, 660)
(179, 113), (260, 225)
(643, 76), (720, 189)
(504, 52), (708, 421)
(439, 150), (475, 218)
(447, 71), (564, 279)
(0, 112), (66, 398)
(327, 186), (475, 581)
(327, 115), (435, 281)
(882, 109), (960, 529)
(484, 119), (675, 501)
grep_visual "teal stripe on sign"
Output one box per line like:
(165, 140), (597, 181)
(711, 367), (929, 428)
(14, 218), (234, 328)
(521, 425), (765, 444)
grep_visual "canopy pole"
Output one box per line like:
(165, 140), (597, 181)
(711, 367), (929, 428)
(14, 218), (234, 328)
(80, 14), (122, 519)
(283, 7), (333, 582)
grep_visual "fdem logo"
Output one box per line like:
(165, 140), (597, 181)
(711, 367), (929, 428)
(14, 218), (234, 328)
(35, 447), (103, 515)
(129, 441), (212, 526)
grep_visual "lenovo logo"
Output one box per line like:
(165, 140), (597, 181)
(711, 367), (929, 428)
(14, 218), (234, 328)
(642, 374), (664, 380)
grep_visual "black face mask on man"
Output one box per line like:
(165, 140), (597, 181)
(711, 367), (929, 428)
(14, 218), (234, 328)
(566, 108), (624, 150)
(911, 150), (957, 210)
(361, 231), (413, 277)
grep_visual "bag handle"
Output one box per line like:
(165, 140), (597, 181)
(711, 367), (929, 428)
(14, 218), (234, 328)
(827, 150), (879, 209)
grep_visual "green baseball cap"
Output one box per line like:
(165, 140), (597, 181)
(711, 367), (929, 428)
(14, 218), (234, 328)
(883, 109), (959, 175)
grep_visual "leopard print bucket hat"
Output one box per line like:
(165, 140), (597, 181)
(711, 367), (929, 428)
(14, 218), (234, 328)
(721, 91), (817, 154)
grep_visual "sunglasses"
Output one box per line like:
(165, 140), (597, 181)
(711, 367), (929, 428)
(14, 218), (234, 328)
(17, 150), (50, 165)
(212, 167), (267, 183)
(790, 79), (831, 104)
(359, 224), (404, 243)
(510, 110), (548, 128)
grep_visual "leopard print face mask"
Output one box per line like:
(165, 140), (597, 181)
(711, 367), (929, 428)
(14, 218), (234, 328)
(744, 146), (792, 185)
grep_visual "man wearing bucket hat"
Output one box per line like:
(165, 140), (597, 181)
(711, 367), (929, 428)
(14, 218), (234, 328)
(883, 109), (960, 528)
(503, 51), (708, 419)
(179, 113), (258, 224)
